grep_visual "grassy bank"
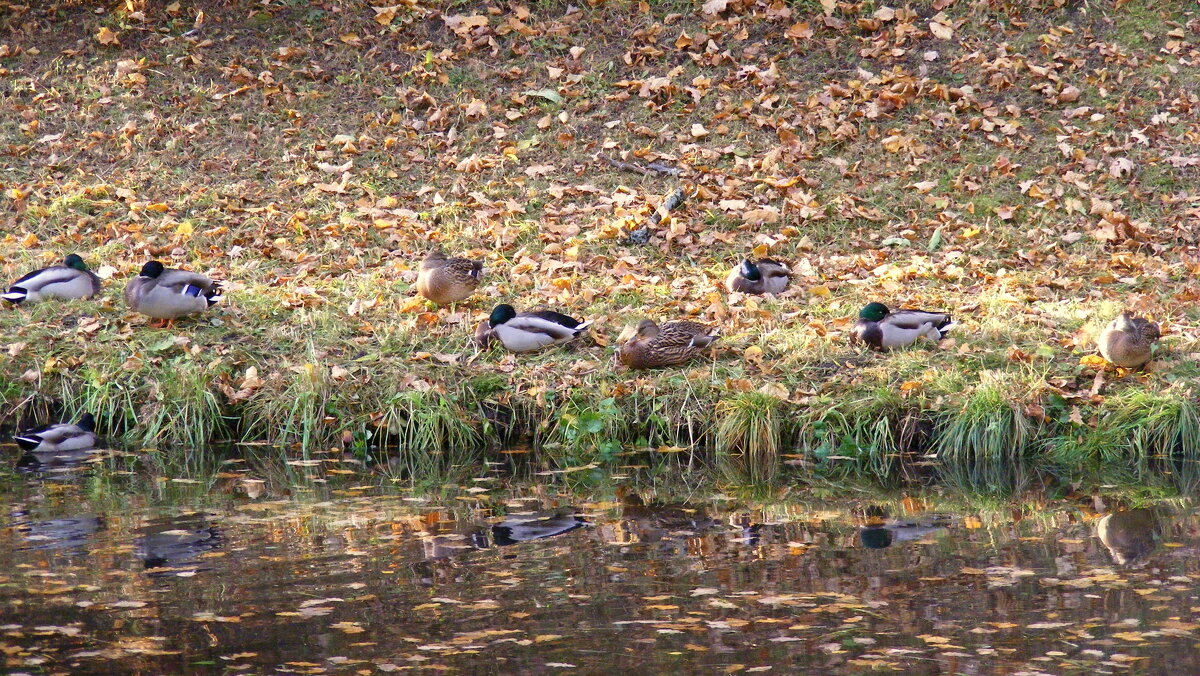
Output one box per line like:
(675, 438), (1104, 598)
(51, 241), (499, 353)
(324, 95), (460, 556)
(2, 0), (1199, 490)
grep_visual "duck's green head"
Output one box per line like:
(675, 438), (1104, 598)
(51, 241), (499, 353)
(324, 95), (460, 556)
(489, 304), (516, 326)
(739, 259), (761, 281)
(64, 254), (88, 271)
(859, 302), (890, 322)
(140, 261), (165, 278)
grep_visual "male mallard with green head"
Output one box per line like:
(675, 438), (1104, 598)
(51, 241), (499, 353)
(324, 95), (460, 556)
(416, 249), (483, 305)
(851, 302), (953, 350)
(14, 413), (97, 453)
(725, 258), (791, 295)
(617, 319), (719, 369)
(1098, 312), (1159, 369)
(124, 261), (222, 327)
(474, 304), (590, 353)
(3, 254), (101, 304)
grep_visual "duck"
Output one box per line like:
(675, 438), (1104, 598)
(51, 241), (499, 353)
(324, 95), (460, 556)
(725, 258), (791, 295)
(617, 319), (719, 369)
(2, 254), (102, 304)
(1098, 312), (1159, 369)
(416, 249), (483, 305)
(474, 304), (590, 352)
(14, 413), (97, 453)
(124, 261), (222, 327)
(851, 302), (953, 350)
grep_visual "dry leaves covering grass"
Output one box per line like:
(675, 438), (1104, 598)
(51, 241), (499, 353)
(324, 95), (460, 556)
(1, 0), (1198, 469)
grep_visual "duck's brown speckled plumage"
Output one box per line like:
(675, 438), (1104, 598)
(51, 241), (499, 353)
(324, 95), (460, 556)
(618, 319), (718, 369)
(416, 250), (482, 305)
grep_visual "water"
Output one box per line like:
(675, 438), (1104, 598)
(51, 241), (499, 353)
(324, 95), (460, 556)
(2, 454), (1199, 674)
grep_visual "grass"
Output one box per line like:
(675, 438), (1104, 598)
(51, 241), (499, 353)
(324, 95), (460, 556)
(935, 376), (1037, 494)
(1, 0), (1198, 492)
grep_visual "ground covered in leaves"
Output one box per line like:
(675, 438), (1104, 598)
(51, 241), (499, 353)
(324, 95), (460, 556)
(1, 0), (1199, 474)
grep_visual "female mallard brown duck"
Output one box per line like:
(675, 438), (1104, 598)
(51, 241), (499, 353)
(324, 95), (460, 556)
(416, 249), (483, 305)
(14, 413), (97, 453)
(850, 302), (953, 350)
(725, 258), (791, 295)
(474, 304), (591, 353)
(3, 254), (101, 304)
(1098, 312), (1159, 368)
(124, 261), (222, 327)
(617, 319), (719, 369)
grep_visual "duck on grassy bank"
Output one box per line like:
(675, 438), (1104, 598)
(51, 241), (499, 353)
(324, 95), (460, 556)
(725, 258), (791, 295)
(618, 319), (719, 369)
(1098, 312), (1159, 369)
(474, 304), (591, 352)
(3, 254), (101, 304)
(851, 302), (954, 350)
(416, 249), (482, 306)
(14, 413), (97, 453)
(124, 261), (222, 328)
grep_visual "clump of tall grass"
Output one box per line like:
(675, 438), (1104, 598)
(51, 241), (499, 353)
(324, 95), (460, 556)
(241, 361), (337, 451)
(935, 379), (1037, 494)
(371, 389), (482, 478)
(1048, 388), (1200, 489)
(136, 359), (226, 451)
(714, 391), (786, 484)
(56, 366), (139, 441)
(802, 389), (924, 484)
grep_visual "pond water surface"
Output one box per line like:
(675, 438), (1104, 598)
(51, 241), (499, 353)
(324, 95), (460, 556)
(1, 452), (1198, 675)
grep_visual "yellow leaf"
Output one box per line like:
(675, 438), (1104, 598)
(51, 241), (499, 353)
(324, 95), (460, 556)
(20, 232), (38, 248)
(743, 345), (763, 362)
(96, 26), (120, 46)
(809, 285), (831, 298)
(373, 5), (399, 25)
(175, 221), (193, 237)
(899, 380), (923, 393)
(147, 202), (170, 213)
(1080, 354), (1108, 367)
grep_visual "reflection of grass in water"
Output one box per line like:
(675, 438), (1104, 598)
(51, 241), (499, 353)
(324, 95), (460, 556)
(936, 382), (1035, 495)
(715, 392), (785, 485)
(1048, 388), (1200, 490)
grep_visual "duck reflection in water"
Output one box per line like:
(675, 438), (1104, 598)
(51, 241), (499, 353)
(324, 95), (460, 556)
(14, 510), (103, 556)
(608, 486), (722, 551)
(858, 505), (953, 549)
(135, 514), (223, 573)
(482, 507), (588, 548)
(1096, 508), (1161, 565)
(415, 507), (588, 585)
(16, 448), (99, 473)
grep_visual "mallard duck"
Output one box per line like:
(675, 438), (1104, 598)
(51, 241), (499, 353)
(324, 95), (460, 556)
(725, 258), (791, 295)
(617, 319), (719, 369)
(416, 249), (483, 305)
(124, 261), (222, 327)
(474, 304), (590, 352)
(2, 254), (101, 304)
(14, 413), (97, 453)
(1098, 312), (1159, 369)
(851, 302), (953, 350)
